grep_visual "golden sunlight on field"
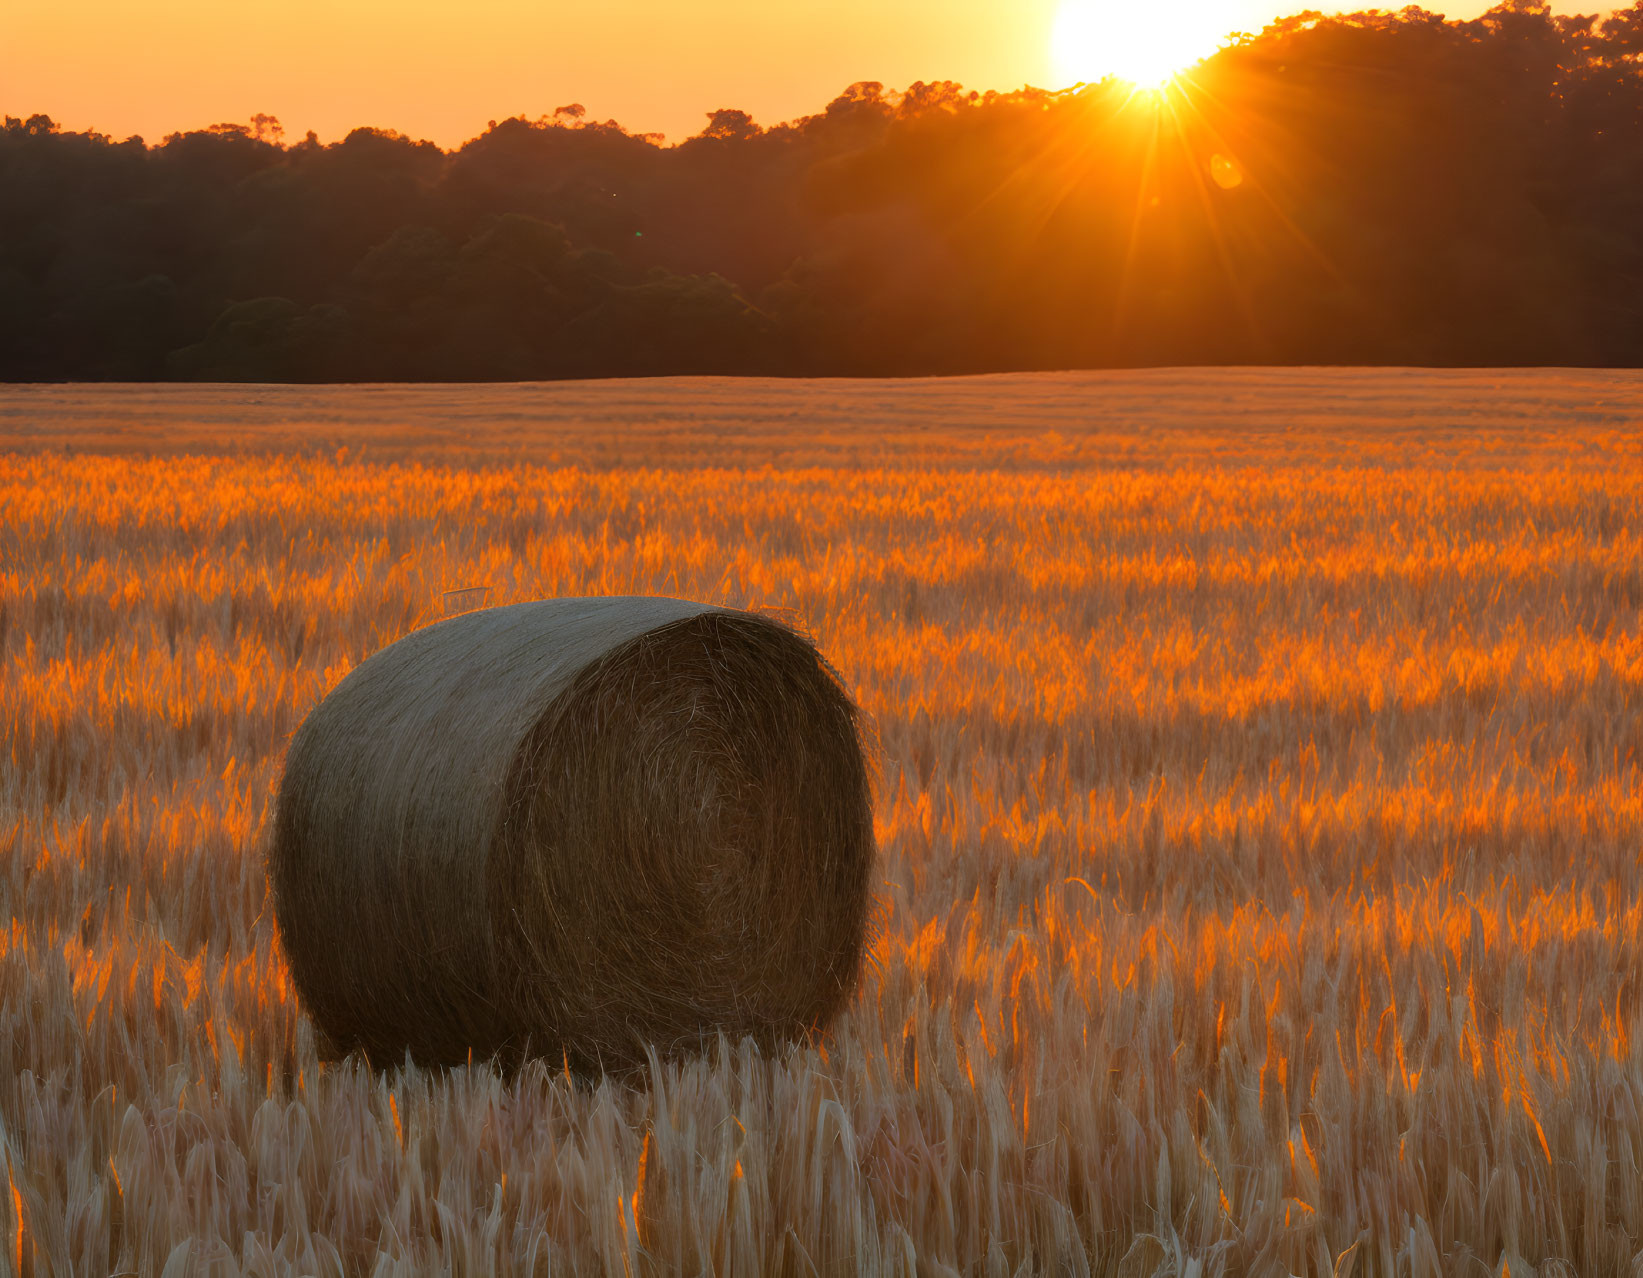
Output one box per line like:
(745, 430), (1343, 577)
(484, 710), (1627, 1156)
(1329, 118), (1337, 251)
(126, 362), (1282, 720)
(1, 370), (1641, 1274)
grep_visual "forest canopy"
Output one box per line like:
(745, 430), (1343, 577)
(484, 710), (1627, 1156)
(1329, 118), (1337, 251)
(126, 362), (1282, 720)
(6, 1), (1643, 381)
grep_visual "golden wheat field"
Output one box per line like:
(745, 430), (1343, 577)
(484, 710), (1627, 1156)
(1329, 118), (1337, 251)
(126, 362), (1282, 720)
(2, 370), (1641, 1277)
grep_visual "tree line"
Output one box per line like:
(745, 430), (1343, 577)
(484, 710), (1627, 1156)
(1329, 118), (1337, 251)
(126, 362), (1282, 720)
(6, 1), (1643, 381)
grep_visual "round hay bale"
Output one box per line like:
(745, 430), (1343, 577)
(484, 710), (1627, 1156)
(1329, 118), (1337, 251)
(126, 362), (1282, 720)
(270, 597), (873, 1072)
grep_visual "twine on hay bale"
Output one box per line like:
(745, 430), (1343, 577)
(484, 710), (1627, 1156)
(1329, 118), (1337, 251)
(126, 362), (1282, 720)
(270, 597), (874, 1073)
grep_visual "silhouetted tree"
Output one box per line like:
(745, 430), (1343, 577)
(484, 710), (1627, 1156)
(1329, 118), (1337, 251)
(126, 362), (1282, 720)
(697, 109), (761, 142)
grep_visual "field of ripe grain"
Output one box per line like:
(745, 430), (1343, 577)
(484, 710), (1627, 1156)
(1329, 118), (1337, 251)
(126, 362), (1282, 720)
(1, 370), (1641, 1277)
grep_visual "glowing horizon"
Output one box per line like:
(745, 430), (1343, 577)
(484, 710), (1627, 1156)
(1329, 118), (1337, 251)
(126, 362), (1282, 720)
(1, 0), (1609, 149)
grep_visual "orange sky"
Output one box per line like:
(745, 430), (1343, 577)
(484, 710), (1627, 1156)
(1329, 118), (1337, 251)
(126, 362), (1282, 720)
(3, 1), (1609, 149)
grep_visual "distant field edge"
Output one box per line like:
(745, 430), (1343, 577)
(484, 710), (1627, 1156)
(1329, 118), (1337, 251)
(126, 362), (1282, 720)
(1, 367), (1639, 470)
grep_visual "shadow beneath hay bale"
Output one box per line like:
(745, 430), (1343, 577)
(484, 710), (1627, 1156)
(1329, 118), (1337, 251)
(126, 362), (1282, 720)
(270, 598), (874, 1076)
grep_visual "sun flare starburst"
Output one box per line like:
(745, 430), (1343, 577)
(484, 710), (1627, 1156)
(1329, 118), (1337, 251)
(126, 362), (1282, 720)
(1052, 0), (1234, 89)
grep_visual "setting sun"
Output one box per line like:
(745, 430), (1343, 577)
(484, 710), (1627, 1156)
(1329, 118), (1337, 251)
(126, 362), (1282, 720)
(1052, 0), (1236, 88)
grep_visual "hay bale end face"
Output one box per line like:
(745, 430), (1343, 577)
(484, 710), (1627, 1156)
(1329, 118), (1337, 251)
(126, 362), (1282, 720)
(270, 597), (874, 1072)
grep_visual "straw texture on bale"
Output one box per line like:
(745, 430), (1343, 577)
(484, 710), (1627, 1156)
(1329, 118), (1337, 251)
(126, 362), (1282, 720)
(270, 597), (873, 1072)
